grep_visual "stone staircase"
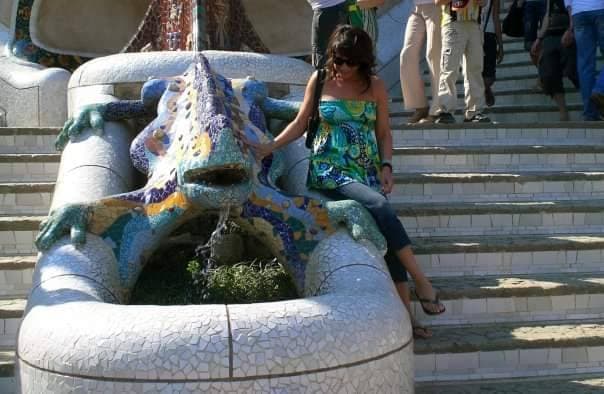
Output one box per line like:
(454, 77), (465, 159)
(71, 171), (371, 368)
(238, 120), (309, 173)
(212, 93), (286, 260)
(387, 4), (604, 390)
(0, 126), (58, 392)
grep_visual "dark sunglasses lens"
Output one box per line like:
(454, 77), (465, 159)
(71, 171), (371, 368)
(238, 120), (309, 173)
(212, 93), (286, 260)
(334, 57), (358, 66)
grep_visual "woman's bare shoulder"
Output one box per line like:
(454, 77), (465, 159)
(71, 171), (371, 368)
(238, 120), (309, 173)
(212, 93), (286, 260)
(370, 76), (388, 97)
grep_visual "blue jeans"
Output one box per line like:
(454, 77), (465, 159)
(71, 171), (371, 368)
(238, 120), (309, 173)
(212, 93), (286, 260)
(594, 68), (604, 95)
(573, 8), (604, 120)
(320, 182), (412, 283)
(523, 1), (546, 52)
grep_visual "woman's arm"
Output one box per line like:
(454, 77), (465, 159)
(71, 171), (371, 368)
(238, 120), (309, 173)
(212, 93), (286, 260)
(248, 72), (320, 158)
(356, 0), (385, 9)
(562, 2), (574, 47)
(373, 77), (394, 193)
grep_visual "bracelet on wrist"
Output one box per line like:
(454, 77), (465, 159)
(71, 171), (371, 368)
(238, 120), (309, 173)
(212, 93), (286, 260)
(381, 160), (393, 171)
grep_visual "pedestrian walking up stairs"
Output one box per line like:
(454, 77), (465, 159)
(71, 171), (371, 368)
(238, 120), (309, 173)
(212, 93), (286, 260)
(0, 127), (59, 391)
(384, 2), (604, 391)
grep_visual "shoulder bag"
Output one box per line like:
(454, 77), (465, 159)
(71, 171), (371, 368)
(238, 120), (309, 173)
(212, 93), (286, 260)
(502, 0), (524, 38)
(305, 68), (327, 149)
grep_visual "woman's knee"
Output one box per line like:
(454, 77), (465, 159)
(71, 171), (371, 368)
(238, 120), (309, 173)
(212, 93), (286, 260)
(367, 199), (400, 226)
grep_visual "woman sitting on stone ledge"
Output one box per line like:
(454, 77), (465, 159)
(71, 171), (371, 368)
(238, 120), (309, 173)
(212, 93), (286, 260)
(247, 25), (445, 338)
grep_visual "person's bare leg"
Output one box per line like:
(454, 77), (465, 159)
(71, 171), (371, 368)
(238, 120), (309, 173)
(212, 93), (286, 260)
(395, 282), (432, 338)
(396, 245), (444, 314)
(553, 93), (569, 121)
(484, 76), (495, 107)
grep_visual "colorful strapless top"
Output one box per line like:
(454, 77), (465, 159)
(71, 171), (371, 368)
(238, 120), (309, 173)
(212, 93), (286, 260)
(307, 99), (381, 192)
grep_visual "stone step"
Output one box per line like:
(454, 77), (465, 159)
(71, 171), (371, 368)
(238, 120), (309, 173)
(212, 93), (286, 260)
(389, 74), (581, 103)
(421, 58), (602, 78)
(416, 373), (604, 393)
(414, 320), (604, 382)
(412, 233), (604, 277)
(497, 46), (602, 65)
(0, 154), (60, 182)
(391, 121), (604, 146)
(0, 350), (15, 393)
(497, 36), (524, 51)
(0, 256), (35, 297)
(0, 127), (59, 154)
(390, 170), (604, 203)
(391, 103), (584, 123)
(390, 88), (582, 109)
(390, 143), (604, 172)
(0, 299), (25, 349)
(0, 182), (54, 215)
(497, 47), (539, 65)
(394, 199), (604, 237)
(0, 216), (43, 255)
(413, 272), (604, 326)
(416, 71), (578, 91)
(0, 350), (14, 378)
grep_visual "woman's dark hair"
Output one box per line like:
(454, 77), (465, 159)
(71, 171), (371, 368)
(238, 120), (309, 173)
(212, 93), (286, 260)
(324, 25), (376, 92)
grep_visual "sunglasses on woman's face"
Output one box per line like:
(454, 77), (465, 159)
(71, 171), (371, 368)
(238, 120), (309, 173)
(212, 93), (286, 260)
(333, 56), (360, 67)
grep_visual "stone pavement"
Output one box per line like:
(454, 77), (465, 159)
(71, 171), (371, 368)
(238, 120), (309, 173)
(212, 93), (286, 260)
(417, 374), (604, 393)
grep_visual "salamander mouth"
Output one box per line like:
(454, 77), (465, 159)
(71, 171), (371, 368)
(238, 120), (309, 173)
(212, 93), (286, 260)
(183, 165), (249, 186)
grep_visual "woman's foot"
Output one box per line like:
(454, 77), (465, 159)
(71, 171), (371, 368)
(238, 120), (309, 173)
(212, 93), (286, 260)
(532, 78), (543, 92)
(412, 318), (433, 340)
(414, 281), (446, 315)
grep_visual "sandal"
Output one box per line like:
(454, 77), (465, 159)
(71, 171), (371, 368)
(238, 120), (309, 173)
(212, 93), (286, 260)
(413, 288), (446, 316)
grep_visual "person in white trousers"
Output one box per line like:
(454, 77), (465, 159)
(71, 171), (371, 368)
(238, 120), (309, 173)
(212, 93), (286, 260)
(400, 0), (442, 124)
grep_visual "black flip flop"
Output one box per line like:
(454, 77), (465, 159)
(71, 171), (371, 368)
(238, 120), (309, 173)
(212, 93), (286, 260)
(413, 288), (446, 316)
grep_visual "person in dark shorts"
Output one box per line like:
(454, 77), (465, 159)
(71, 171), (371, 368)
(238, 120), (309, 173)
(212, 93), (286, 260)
(531, 0), (578, 120)
(308, 0), (348, 69)
(482, 0), (504, 106)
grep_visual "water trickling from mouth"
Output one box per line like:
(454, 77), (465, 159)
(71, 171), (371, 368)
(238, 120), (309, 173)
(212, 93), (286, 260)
(195, 205), (232, 264)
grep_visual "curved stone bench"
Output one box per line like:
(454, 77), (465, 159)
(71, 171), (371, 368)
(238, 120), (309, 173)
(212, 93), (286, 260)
(17, 51), (414, 393)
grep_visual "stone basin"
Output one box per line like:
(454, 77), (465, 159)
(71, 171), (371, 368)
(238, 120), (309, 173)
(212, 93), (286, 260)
(16, 51), (413, 393)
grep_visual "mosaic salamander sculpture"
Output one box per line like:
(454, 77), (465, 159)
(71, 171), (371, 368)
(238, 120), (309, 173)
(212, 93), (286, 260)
(35, 54), (385, 292)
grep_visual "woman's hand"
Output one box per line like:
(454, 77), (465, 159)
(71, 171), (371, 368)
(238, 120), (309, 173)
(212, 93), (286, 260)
(243, 137), (276, 159)
(496, 38), (505, 64)
(530, 38), (542, 59)
(561, 29), (574, 48)
(381, 166), (394, 194)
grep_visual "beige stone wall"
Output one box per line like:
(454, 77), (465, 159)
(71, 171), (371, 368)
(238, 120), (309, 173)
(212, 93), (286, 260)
(0, 0), (14, 30)
(242, 0), (397, 55)
(31, 0), (151, 56)
(242, 0), (313, 55)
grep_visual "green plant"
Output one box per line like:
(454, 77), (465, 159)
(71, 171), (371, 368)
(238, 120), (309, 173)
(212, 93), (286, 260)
(130, 244), (299, 305)
(188, 258), (298, 304)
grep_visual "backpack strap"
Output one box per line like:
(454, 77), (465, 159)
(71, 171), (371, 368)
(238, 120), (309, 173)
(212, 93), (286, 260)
(483, 0), (493, 31)
(311, 69), (326, 116)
